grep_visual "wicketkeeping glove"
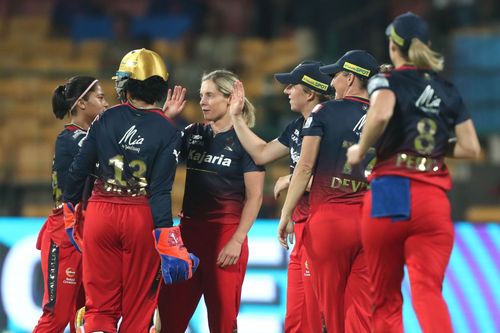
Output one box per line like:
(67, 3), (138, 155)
(63, 202), (83, 252)
(153, 227), (199, 284)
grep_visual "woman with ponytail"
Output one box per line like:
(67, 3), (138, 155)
(33, 76), (108, 333)
(158, 70), (265, 333)
(347, 12), (480, 333)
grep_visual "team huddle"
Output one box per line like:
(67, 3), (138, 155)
(32, 12), (480, 333)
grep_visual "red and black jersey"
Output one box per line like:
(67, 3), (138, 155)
(302, 97), (374, 208)
(63, 102), (181, 228)
(51, 124), (87, 206)
(367, 66), (471, 189)
(180, 123), (264, 224)
(277, 117), (309, 223)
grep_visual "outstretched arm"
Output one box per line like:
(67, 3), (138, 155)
(229, 80), (288, 165)
(347, 89), (395, 166)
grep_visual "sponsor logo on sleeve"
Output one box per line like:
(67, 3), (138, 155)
(367, 74), (390, 96)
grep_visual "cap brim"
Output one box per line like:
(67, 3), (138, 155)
(319, 63), (341, 75)
(274, 72), (298, 84)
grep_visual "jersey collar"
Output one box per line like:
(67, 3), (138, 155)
(344, 96), (370, 105)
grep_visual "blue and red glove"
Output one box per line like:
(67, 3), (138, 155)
(153, 227), (199, 284)
(63, 202), (84, 252)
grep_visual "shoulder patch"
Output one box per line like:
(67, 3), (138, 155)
(311, 103), (324, 113)
(367, 74), (390, 96)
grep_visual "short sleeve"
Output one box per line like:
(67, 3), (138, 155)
(242, 151), (265, 173)
(277, 120), (295, 147)
(368, 73), (392, 97)
(302, 104), (325, 137)
(452, 89), (471, 125)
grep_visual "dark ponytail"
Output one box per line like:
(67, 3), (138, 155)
(52, 75), (98, 119)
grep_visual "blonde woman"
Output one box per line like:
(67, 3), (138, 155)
(347, 12), (481, 333)
(158, 70), (265, 333)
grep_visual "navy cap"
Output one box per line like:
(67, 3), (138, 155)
(275, 60), (333, 95)
(320, 50), (378, 79)
(386, 12), (429, 50)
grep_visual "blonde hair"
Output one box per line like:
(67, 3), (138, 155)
(408, 38), (444, 72)
(201, 69), (256, 128)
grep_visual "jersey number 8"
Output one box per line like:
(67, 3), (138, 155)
(414, 118), (437, 155)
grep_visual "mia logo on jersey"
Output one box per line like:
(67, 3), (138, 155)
(119, 125), (144, 153)
(188, 150), (232, 167)
(415, 85), (441, 114)
(353, 114), (367, 136)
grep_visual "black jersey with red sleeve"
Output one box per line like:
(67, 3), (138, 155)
(51, 124), (87, 206)
(63, 102), (181, 228)
(180, 123), (265, 224)
(302, 97), (374, 208)
(277, 117), (309, 223)
(367, 66), (471, 190)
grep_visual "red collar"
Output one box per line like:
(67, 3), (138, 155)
(125, 102), (175, 124)
(344, 96), (370, 105)
(394, 65), (431, 71)
(64, 123), (86, 132)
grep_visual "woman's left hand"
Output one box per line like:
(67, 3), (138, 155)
(163, 85), (187, 119)
(217, 237), (243, 268)
(277, 213), (294, 250)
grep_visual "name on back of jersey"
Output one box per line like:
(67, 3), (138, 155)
(188, 150), (232, 167)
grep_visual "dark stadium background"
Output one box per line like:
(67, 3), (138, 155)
(0, 1), (498, 332)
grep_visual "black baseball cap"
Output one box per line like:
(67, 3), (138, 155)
(386, 12), (429, 50)
(275, 60), (333, 95)
(320, 50), (378, 79)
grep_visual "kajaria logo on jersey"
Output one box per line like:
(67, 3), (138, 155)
(188, 150), (232, 167)
(119, 125), (144, 153)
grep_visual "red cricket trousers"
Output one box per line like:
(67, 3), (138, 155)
(82, 200), (161, 333)
(158, 219), (249, 333)
(361, 179), (454, 333)
(33, 211), (85, 333)
(284, 221), (323, 333)
(304, 203), (371, 333)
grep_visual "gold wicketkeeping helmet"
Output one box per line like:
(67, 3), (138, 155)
(114, 48), (168, 81)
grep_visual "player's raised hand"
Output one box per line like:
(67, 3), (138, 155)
(277, 215), (295, 250)
(163, 85), (187, 119)
(229, 80), (245, 117)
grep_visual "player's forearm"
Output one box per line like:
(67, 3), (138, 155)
(232, 115), (271, 164)
(281, 166), (312, 218)
(358, 110), (388, 156)
(233, 195), (263, 243)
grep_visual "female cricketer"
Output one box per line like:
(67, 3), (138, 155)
(279, 50), (380, 333)
(229, 61), (332, 333)
(347, 12), (481, 333)
(62, 48), (198, 333)
(158, 69), (265, 333)
(33, 76), (108, 333)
